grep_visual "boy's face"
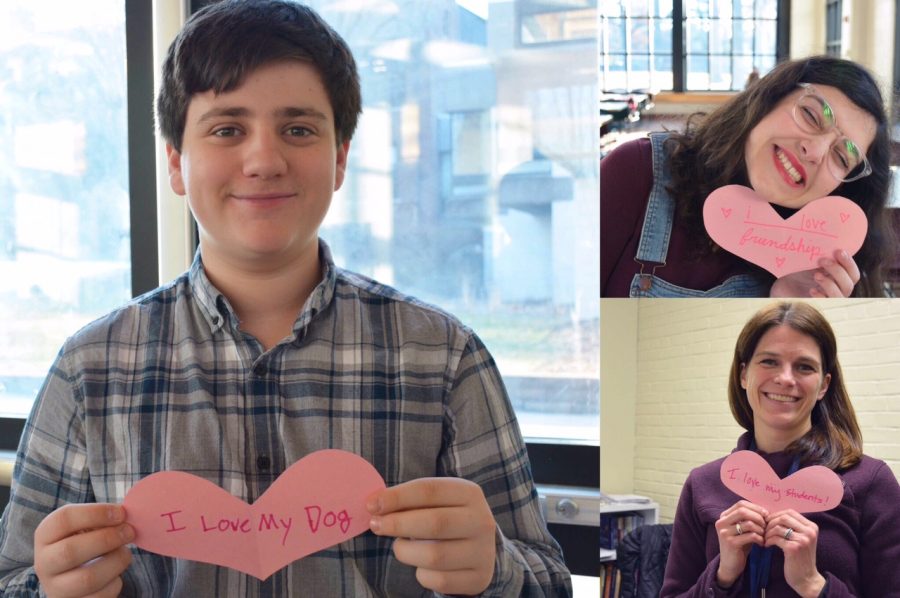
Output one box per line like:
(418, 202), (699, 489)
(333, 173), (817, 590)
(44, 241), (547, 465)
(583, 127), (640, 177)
(166, 60), (348, 270)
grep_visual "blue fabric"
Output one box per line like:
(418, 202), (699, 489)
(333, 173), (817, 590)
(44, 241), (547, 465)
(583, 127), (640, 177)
(629, 132), (770, 298)
(747, 442), (800, 597)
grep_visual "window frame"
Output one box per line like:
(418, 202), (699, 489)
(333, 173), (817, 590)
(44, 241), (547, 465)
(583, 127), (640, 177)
(600, 0), (792, 92)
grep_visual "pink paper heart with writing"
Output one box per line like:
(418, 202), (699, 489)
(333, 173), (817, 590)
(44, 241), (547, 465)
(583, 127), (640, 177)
(703, 185), (867, 276)
(719, 450), (843, 513)
(124, 449), (386, 580)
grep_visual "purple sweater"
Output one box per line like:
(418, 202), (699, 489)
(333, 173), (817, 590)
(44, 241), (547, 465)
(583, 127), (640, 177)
(660, 433), (900, 597)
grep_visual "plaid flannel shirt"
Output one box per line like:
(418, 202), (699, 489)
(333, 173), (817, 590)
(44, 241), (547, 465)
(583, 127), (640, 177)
(0, 241), (571, 597)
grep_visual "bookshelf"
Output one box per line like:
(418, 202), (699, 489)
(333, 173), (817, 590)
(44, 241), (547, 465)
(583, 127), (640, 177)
(598, 494), (660, 562)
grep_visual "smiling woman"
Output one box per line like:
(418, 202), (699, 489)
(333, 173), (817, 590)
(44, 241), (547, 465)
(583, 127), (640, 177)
(659, 302), (900, 597)
(743, 83), (876, 209)
(601, 55), (895, 298)
(737, 325), (832, 452)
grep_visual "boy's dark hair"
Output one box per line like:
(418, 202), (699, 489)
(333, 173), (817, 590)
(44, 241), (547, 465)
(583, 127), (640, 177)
(157, 0), (361, 152)
(666, 56), (894, 297)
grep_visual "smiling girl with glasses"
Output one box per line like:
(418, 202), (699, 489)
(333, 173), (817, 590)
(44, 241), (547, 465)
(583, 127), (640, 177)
(601, 56), (895, 298)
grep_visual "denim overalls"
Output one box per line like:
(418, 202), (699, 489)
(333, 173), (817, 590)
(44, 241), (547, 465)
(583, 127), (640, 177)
(628, 132), (770, 297)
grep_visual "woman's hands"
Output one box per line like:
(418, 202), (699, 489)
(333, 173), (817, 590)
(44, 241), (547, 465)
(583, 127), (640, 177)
(771, 249), (860, 297)
(714, 500), (768, 587)
(716, 502), (826, 596)
(765, 509), (826, 598)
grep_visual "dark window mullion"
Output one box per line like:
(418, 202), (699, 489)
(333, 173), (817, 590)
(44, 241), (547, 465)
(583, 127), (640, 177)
(673, 0), (685, 90)
(777, 0), (791, 60)
(126, 0), (158, 297)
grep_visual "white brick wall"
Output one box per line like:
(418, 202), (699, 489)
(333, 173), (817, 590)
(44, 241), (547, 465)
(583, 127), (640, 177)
(610, 299), (900, 523)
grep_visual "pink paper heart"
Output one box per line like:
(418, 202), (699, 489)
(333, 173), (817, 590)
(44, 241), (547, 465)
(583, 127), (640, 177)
(719, 450), (843, 513)
(703, 185), (867, 276)
(124, 449), (386, 580)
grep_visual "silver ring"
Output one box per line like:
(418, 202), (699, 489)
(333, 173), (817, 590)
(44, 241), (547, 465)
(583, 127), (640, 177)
(735, 522), (744, 536)
(784, 527), (794, 540)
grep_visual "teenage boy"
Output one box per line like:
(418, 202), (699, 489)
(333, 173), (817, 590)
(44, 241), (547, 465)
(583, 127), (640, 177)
(0, 1), (571, 596)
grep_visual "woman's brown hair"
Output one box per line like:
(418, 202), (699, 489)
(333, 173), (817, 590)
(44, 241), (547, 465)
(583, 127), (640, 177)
(727, 302), (862, 470)
(666, 56), (894, 297)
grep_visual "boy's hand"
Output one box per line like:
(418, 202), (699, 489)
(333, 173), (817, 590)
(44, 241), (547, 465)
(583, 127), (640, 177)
(368, 478), (497, 596)
(34, 503), (134, 598)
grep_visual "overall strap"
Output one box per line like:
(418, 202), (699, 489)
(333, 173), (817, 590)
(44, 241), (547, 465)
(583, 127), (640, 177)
(634, 132), (677, 287)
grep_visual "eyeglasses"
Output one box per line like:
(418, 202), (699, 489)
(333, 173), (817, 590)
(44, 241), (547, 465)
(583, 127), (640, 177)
(791, 83), (873, 183)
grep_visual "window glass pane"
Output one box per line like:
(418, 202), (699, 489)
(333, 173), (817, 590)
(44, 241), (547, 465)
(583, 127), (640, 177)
(733, 54), (755, 88)
(653, 54), (674, 90)
(601, 0), (626, 17)
(654, 0), (674, 17)
(626, 0), (650, 17)
(608, 17), (628, 53)
(710, 0), (732, 18)
(685, 17), (710, 53)
(734, 0), (755, 18)
(0, 1), (130, 418)
(631, 18), (650, 52)
(309, 0), (599, 442)
(756, 53), (776, 73)
(629, 54), (651, 88)
(686, 53), (711, 88)
(603, 54), (629, 90)
(653, 17), (673, 52)
(758, 0), (777, 19)
(734, 18), (755, 53)
(755, 19), (777, 54)
(708, 55), (732, 89)
(709, 18), (732, 53)
(685, 0), (711, 18)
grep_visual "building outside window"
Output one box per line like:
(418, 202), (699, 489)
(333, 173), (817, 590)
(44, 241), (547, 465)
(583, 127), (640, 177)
(307, 0), (599, 443)
(0, 1), (131, 419)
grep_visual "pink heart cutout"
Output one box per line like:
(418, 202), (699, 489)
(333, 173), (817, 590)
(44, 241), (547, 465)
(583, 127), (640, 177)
(719, 450), (843, 513)
(124, 449), (386, 580)
(703, 185), (867, 276)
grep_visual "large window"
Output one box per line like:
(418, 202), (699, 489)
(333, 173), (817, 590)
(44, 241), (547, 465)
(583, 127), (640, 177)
(0, 1), (599, 445)
(0, 1), (133, 419)
(600, 0), (783, 92)
(299, 0), (599, 443)
(600, 0), (674, 90)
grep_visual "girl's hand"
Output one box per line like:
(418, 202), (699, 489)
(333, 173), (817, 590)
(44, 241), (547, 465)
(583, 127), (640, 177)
(713, 500), (768, 588)
(770, 249), (860, 297)
(765, 509), (826, 598)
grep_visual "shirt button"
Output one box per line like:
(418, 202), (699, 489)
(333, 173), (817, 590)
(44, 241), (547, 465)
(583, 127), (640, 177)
(211, 316), (220, 325)
(257, 455), (271, 471)
(253, 363), (267, 376)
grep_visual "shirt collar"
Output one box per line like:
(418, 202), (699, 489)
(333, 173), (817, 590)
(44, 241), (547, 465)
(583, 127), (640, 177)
(188, 239), (338, 338)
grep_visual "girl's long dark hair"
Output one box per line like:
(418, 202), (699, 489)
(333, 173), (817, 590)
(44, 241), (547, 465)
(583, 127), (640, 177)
(666, 56), (893, 297)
